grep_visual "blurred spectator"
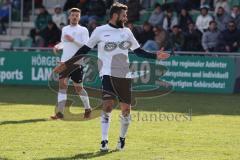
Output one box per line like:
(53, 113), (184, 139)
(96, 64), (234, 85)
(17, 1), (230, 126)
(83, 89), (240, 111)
(202, 20), (220, 52)
(163, 9), (178, 32)
(63, 0), (80, 12)
(220, 21), (240, 52)
(12, 0), (20, 9)
(201, 0), (214, 10)
(178, 8), (193, 32)
(141, 0), (155, 9)
(87, 19), (98, 35)
(230, 5), (240, 30)
(35, 0), (43, 8)
(52, 5), (67, 29)
(126, 0), (142, 22)
(138, 21), (154, 46)
(169, 25), (185, 51)
(215, 6), (231, 31)
(59, 22), (66, 30)
(196, 4), (213, 33)
(34, 6), (52, 31)
(183, 22), (203, 51)
(214, 0), (230, 14)
(0, 0), (10, 34)
(142, 26), (168, 51)
(148, 3), (164, 27)
(30, 5), (52, 45)
(80, 0), (106, 26)
(40, 21), (61, 47)
(126, 21), (140, 41)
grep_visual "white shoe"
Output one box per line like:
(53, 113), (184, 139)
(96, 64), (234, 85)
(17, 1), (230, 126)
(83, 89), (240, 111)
(100, 140), (108, 152)
(116, 137), (125, 151)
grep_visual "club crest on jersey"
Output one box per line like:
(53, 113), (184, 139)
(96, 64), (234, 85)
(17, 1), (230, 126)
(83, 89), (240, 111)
(119, 41), (132, 50)
(104, 42), (118, 51)
(104, 41), (132, 51)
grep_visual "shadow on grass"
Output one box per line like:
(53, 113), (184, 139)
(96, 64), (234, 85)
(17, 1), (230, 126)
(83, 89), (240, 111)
(41, 150), (118, 160)
(0, 157), (12, 160)
(0, 85), (240, 115)
(0, 118), (48, 126)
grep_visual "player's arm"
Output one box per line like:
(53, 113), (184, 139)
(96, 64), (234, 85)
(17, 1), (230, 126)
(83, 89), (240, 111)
(133, 47), (170, 60)
(53, 42), (63, 55)
(53, 45), (91, 73)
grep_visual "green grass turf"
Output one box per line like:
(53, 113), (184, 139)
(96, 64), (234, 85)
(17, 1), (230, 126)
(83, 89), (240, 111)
(0, 85), (240, 160)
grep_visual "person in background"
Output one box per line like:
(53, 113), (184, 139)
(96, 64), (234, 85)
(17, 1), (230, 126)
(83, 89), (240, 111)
(178, 8), (193, 32)
(126, 0), (142, 22)
(202, 20), (220, 52)
(230, 5), (240, 30)
(214, 6), (231, 31)
(196, 4), (213, 33)
(163, 8), (178, 32)
(29, 5), (52, 46)
(40, 20), (61, 47)
(138, 21), (155, 46)
(52, 5), (67, 29)
(183, 22), (203, 51)
(169, 25), (185, 51)
(142, 26), (169, 51)
(220, 21), (240, 52)
(80, 0), (106, 26)
(148, 3), (164, 27)
(0, 0), (10, 34)
(214, 0), (230, 14)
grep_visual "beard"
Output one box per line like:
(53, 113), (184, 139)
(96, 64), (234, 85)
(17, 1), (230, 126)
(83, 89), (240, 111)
(116, 18), (124, 28)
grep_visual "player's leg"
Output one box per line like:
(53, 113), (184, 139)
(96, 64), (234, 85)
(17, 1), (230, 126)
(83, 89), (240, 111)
(109, 76), (132, 151)
(117, 102), (131, 151)
(73, 82), (91, 118)
(100, 99), (114, 151)
(100, 75), (117, 151)
(51, 77), (68, 119)
(71, 65), (92, 118)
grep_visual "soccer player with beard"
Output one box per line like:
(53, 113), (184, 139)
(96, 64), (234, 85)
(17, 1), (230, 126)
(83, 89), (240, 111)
(53, 3), (170, 151)
(51, 8), (92, 119)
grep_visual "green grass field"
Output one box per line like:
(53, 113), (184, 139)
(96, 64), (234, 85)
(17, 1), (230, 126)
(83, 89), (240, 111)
(0, 85), (240, 160)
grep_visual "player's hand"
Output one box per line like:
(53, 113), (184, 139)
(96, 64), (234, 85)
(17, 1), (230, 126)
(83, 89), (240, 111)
(53, 62), (67, 73)
(53, 46), (60, 55)
(156, 48), (170, 60)
(64, 34), (74, 42)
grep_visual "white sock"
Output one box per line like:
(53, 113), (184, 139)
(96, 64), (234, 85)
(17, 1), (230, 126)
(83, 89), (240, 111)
(79, 88), (91, 109)
(101, 111), (111, 141)
(57, 89), (67, 113)
(119, 114), (131, 138)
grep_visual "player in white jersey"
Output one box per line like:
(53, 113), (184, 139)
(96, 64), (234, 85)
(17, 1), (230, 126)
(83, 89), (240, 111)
(53, 3), (170, 151)
(51, 8), (92, 120)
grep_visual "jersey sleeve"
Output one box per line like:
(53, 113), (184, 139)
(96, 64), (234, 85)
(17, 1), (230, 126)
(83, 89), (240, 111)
(86, 27), (100, 48)
(127, 28), (140, 50)
(61, 27), (65, 42)
(74, 28), (89, 47)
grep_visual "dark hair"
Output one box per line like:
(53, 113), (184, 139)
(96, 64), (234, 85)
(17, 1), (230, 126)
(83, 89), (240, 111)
(154, 3), (161, 9)
(208, 20), (217, 26)
(109, 2), (128, 18)
(228, 20), (236, 25)
(68, 8), (81, 14)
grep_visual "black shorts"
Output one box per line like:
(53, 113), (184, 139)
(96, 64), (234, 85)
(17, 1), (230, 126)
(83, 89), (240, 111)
(101, 75), (132, 105)
(59, 64), (84, 84)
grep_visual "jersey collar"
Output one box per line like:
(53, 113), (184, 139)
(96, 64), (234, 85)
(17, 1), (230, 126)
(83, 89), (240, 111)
(108, 23), (123, 29)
